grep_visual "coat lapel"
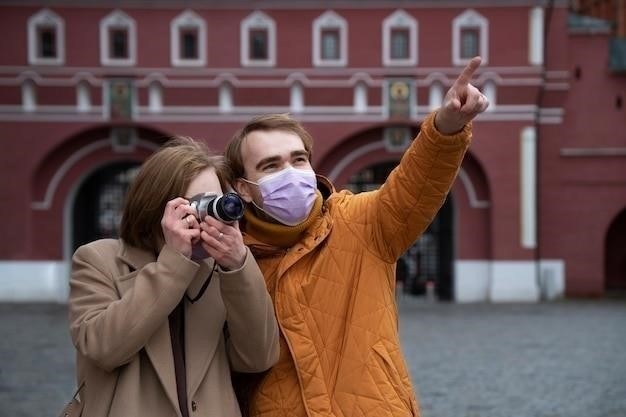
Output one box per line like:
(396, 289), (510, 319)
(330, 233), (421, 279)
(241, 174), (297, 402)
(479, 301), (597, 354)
(145, 324), (180, 413)
(185, 260), (226, 397)
(116, 242), (181, 415)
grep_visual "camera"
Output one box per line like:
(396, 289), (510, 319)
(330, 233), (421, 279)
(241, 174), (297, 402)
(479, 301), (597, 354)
(188, 192), (245, 223)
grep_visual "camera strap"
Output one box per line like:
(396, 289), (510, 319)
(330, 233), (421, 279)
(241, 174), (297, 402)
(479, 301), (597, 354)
(185, 261), (217, 304)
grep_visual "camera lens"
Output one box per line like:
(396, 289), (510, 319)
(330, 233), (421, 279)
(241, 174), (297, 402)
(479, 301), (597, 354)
(215, 193), (244, 222)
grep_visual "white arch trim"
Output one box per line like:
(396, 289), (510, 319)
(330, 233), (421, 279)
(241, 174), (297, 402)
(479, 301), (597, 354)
(32, 138), (159, 210)
(456, 168), (489, 208)
(327, 141), (489, 208)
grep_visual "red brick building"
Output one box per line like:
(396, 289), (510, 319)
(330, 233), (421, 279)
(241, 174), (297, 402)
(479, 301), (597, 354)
(0, 0), (624, 302)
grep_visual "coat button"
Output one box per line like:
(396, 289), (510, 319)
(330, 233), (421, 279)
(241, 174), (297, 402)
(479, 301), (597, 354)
(191, 401), (197, 412)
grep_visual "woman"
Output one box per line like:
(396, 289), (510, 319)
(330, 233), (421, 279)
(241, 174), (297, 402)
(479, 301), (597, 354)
(68, 137), (279, 417)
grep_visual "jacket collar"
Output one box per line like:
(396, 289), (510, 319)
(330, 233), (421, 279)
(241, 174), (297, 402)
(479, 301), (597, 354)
(117, 239), (155, 272)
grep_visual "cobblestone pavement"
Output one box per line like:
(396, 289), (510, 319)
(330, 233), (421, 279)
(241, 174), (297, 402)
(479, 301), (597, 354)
(1, 297), (625, 417)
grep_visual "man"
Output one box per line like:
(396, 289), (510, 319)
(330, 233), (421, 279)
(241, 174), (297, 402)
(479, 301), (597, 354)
(226, 57), (489, 417)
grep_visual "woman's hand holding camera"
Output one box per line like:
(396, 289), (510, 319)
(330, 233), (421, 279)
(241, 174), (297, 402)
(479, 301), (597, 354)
(161, 197), (201, 258)
(198, 216), (246, 271)
(162, 197), (246, 269)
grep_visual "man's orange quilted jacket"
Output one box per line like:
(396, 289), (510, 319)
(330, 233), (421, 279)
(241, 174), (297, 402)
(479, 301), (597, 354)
(242, 112), (472, 417)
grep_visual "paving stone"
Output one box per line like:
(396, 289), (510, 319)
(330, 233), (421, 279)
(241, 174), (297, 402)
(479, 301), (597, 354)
(1, 298), (625, 417)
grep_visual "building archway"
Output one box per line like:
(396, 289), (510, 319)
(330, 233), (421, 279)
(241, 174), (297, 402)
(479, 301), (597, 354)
(72, 161), (140, 252)
(30, 125), (168, 260)
(317, 121), (492, 302)
(346, 160), (455, 300)
(605, 207), (626, 293)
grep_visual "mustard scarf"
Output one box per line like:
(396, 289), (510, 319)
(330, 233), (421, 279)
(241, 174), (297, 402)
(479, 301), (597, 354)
(242, 191), (323, 248)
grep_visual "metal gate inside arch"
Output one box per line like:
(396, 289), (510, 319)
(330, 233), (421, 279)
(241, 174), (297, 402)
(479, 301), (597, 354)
(72, 162), (140, 252)
(347, 161), (454, 301)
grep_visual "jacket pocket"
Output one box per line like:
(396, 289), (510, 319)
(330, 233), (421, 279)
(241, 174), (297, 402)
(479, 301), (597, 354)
(372, 341), (415, 415)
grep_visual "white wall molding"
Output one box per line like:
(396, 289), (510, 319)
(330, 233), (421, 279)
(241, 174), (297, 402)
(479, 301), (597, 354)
(0, 258), (566, 303)
(521, 126), (537, 248)
(0, 261), (69, 303)
(529, 6), (544, 66)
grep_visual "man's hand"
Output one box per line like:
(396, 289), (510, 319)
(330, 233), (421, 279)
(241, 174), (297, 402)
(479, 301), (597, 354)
(434, 56), (490, 135)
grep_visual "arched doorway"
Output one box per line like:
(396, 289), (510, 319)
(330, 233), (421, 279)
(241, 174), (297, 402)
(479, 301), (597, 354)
(72, 162), (140, 251)
(346, 161), (455, 301)
(605, 208), (626, 294)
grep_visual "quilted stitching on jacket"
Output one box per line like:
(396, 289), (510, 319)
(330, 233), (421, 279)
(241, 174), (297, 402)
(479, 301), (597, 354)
(245, 113), (471, 417)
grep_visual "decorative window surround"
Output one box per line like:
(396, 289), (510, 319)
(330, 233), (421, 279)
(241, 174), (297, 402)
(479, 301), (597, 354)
(353, 82), (367, 113)
(529, 6), (544, 66)
(77, 81), (91, 113)
(219, 83), (233, 113)
(28, 8), (65, 65)
(241, 11), (276, 67)
(171, 10), (207, 67)
(148, 81), (162, 113)
(22, 80), (37, 112)
(429, 82), (443, 111)
(100, 10), (136, 66)
(382, 10), (418, 67)
(483, 80), (496, 111)
(290, 82), (304, 113)
(452, 9), (488, 66)
(521, 126), (537, 249)
(313, 11), (347, 67)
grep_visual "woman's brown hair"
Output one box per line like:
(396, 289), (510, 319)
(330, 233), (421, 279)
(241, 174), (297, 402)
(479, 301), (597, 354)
(119, 136), (229, 253)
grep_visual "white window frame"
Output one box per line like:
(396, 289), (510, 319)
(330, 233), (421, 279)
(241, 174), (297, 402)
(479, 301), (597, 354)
(28, 8), (65, 65)
(170, 10), (206, 67)
(452, 9), (488, 66)
(382, 10), (417, 67)
(313, 11), (347, 67)
(100, 10), (136, 66)
(240, 11), (276, 67)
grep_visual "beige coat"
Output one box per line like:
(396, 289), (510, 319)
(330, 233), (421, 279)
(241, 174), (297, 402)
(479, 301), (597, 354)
(68, 239), (279, 417)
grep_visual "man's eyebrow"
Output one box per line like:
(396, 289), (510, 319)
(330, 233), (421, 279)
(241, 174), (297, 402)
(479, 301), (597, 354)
(255, 155), (282, 171)
(254, 150), (309, 171)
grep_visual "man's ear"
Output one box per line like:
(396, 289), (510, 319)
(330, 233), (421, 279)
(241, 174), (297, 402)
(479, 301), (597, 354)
(233, 178), (253, 203)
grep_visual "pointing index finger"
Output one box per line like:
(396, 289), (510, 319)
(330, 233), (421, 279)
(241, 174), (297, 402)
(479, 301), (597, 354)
(453, 56), (482, 88)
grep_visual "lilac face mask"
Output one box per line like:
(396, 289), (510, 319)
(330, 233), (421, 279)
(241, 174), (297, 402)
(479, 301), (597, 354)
(243, 166), (317, 226)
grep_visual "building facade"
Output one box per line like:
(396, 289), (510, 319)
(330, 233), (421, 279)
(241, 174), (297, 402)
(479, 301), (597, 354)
(0, 0), (624, 303)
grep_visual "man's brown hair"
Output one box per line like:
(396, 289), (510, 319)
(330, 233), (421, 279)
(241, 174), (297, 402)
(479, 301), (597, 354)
(225, 113), (314, 179)
(120, 136), (228, 253)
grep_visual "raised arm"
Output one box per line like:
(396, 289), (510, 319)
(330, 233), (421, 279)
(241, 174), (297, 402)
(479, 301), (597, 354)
(337, 57), (489, 263)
